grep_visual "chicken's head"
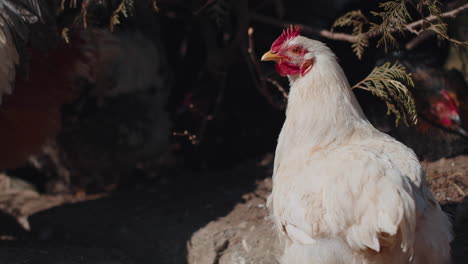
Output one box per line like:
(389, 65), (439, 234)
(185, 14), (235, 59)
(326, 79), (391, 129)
(261, 25), (321, 77)
(430, 89), (461, 127)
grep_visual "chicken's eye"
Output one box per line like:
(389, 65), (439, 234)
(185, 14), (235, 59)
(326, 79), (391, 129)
(291, 46), (302, 54)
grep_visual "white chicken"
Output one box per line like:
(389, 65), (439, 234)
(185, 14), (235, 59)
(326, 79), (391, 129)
(261, 26), (452, 264)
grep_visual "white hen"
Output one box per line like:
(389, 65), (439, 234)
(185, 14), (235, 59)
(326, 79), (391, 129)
(261, 26), (452, 264)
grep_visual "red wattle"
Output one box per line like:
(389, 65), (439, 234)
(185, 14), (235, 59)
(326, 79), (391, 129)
(275, 61), (300, 76)
(440, 118), (453, 127)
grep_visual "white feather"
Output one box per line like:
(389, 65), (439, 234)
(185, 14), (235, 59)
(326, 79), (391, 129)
(269, 37), (452, 264)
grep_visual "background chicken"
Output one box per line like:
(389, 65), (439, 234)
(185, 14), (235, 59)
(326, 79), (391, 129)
(0, 0), (172, 194)
(262, 27), (452, 263)
(0, 0), (81, 170)
(42, 27), (172, 193)
(366, 49), (468, 160)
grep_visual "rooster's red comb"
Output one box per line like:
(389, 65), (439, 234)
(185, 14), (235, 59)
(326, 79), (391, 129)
(271, 25), (301, 52)
(441, 90), (459, 111)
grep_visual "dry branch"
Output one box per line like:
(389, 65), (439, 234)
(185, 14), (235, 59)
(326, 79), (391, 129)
(250, 3), (468, 43)
(266, 78), (288, 99)
(405, 30), (436, 50)
(405, 3), (468, 32)
(250, 13), (358, 43)
(246, 27), (285, 110)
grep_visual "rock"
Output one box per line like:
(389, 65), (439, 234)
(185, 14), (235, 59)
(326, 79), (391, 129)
(187, 179), (281, 264)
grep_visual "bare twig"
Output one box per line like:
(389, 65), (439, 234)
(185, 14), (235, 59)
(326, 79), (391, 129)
(351, 78), (368, 90)
(172, 72), (226, 146)
(250, 3), (468, 43)
(405, 3), (468, 31)
(173, 0), (250, 143)
(250, 13), (358, 43)
(196, 72), (227, 145)
(266, 78), (288, 99)
(403, 24), (421, 35)
(405, 30), (436, 50)
(453, 182), (466, 197)
(246, 27), (284, 110)
(81, 0), (89, 29)
(173, 130), (198, 144)
(193, 0), (217, 15)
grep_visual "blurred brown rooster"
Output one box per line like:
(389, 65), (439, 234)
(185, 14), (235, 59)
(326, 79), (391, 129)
(0, 0), (117, 170)
(0, 0), (172, 194)
(371, 50), (468, 160)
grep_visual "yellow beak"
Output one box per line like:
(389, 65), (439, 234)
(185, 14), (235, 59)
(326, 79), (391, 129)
(261, 51), (283, 61)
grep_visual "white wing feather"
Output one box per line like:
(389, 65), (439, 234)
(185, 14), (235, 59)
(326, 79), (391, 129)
(271, 138), (429, 256)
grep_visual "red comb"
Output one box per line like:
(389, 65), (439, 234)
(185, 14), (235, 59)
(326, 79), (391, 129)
(271, 25), (301, 52)
(441, 90), (459, 111)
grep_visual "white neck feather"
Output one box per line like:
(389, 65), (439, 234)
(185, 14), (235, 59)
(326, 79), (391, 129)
(280, 54), (373, 149)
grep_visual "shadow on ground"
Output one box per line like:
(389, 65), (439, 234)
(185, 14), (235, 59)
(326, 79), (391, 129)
(442, 199), (468, 264)
(0, 156), (466, 264)
(0, 159), (271, 264)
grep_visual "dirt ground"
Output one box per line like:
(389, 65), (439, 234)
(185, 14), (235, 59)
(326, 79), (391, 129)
(0, 154), (466, 264)
(423, 155), (468, 264)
